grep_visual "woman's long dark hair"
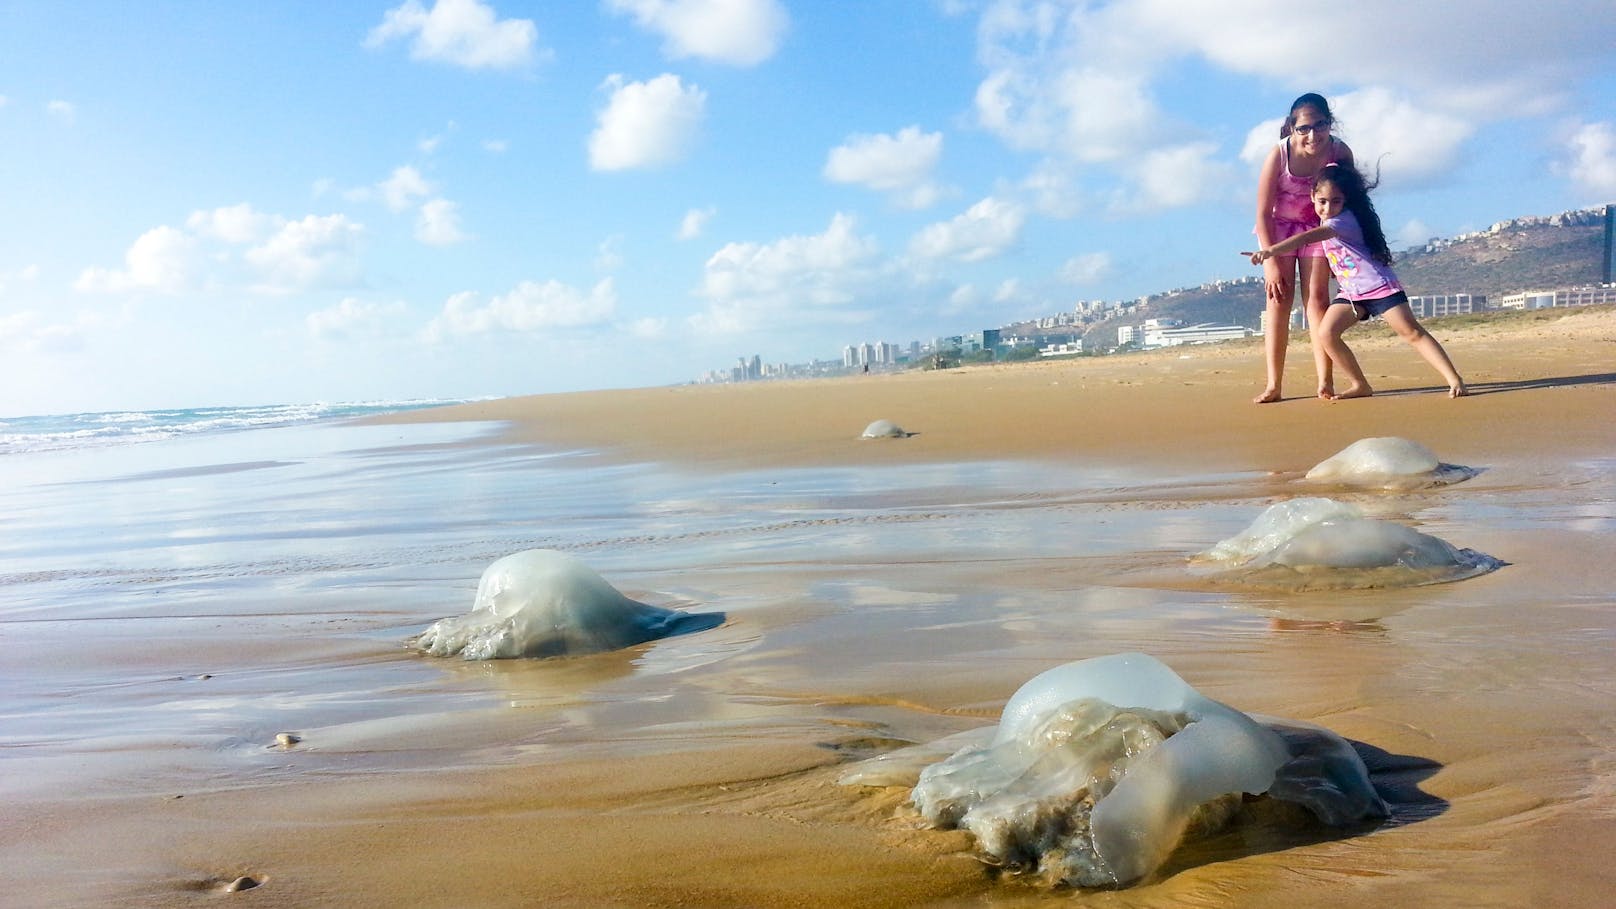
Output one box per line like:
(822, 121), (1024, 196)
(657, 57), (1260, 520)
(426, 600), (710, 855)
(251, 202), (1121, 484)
(1316, 162), (1392, 265)
(1280, 92), (1335, 139)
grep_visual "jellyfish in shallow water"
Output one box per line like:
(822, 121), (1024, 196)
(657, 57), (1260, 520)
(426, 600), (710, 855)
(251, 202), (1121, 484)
(860, 419), (908, 439)
(1305, 437), (1476, 489)
(841, 653), (1385, 888)
(1191, 498), (1500, 589)
(412, 549), (723, 660)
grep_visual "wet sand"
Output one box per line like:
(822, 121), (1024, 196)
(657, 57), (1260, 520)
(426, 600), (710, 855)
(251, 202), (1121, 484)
(4, 307), (1614, 907)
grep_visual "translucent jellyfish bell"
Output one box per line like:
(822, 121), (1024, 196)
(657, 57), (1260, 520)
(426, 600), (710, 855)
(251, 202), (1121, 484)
(860, 419), (909, 439)
(888, 653), (1386, 888)
(1305, 437), (1476, 489)
(1193, 498), (1501, 589)
(412, 549), (723, 660)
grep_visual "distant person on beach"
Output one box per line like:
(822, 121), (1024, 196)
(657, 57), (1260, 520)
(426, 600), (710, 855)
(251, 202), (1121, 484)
(1252, 93), (1355, 403)
(1245, 163), (1467, 399)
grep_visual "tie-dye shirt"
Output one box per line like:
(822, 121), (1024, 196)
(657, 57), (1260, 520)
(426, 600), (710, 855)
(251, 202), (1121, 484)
(1321, 210), (1402, 301)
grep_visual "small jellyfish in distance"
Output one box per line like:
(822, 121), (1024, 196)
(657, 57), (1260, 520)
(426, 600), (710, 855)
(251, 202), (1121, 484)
(860, 419), (909, 439)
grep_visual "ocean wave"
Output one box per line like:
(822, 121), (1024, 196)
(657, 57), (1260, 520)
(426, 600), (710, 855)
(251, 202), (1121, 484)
(0, 399), (475, 455)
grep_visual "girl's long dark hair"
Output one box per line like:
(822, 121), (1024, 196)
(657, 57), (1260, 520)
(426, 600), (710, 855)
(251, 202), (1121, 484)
(1316, 162), (1393, 265)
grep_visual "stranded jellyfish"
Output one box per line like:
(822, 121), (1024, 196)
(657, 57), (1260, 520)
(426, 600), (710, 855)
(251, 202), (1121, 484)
(1304, 437), (1476, 489)
(840, 653), (1386, 888)
(860, 419), (909, 439)
(413, 549), (723, 660)
(1191, 498), (1500, 589)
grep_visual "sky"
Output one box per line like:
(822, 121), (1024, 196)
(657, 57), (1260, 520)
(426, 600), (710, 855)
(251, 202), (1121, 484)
(2, 0), (1614, 415)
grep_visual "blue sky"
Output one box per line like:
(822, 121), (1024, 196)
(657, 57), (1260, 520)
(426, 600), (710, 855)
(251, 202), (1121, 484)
(3, 0), (1613, 414)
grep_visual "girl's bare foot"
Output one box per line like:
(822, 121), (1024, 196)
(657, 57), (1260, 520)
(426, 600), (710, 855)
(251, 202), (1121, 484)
(1333, 384), (1373, 400)
(1449, 381), (1468, 398)
(1253, 387), (1283, 404)
(1316, 384), (1334, 400)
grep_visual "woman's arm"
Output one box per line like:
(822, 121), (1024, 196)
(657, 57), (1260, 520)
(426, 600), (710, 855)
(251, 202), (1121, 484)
(1253, 144), (1282, 246)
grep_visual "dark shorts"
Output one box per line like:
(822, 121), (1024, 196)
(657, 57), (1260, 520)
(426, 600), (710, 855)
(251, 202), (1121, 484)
(1333, 290), (1407, 321)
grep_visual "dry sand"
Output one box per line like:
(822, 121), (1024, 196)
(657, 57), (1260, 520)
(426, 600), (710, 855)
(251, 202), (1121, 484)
(9, 307), (1614, 908)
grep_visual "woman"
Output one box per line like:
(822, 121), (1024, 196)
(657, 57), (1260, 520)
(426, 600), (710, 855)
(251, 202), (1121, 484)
(1252, 93), (1354, 403)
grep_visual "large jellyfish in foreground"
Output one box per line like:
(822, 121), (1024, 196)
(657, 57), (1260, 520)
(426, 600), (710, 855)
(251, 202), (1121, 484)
(840, 653), (1386, 888)
(412, 549), (723, 660)
(1304, 437), (1476, 489)
(1191, 498), (1500, 588)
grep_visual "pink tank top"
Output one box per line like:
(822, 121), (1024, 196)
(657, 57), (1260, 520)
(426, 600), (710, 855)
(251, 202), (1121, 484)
(1272, 137), (1339, 229)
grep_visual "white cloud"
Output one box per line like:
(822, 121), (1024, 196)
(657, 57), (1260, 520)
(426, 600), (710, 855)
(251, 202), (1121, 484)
(187, 203), (276, 244)
(1058, 251), (1112, 284)
(677, 206), (716, 240)
(365, 0), (543, 70)
(823, 126), (946, 209)
(1567, 121), (1616, 200)
(1121, 0), (1615, 116)
(416, 198), (466, 246)
(589, 74), (707, 171)
(244, 214), (365, 293)
(1391, 218), (1435, 252)
(482, 138), (509, 153)
(1122, 141), (1232, 210)
(306, 297), (409, 340)
(605, 0), (788, 66)
(380, 165), (433, 212)
(627, 316), (668, 339)
(1239, 117), (1284, 168)
(1020, 160), (1085, 218)
(46, 99), (75, 124)
(1329, 88), (1474, 185)
(427, 278), (618, 338)
(0, 309), (106, 354)
(944, 283), (982, 315)
(693, 212), (884, 333)
(75, 226), (200, 293)
(971, 0), (1616, 201)
(908, 196), (1026, 263)
(595, 235), (625, 271)
(0, 264), (41, 299)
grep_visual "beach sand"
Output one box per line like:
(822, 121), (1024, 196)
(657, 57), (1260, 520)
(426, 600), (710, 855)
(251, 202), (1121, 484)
(5, 308), (1614, 907)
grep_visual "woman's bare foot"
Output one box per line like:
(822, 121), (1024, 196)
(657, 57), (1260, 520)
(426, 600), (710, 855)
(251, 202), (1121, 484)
(1449, 381), (1468, 398)
(1316, 384), (1335, 401)
(1253, 387), (1283, 404)
(1332, 383), (1373, 400)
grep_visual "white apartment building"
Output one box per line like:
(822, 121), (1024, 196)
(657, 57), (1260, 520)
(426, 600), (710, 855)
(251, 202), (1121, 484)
(1499, 285), (1616, 309)
(1148, 323), (1253, 347)
(1407, 293), (1487, 318)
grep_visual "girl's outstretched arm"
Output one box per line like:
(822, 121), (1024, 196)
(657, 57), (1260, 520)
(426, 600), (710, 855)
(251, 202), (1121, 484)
(1245, 225), (1336, 264)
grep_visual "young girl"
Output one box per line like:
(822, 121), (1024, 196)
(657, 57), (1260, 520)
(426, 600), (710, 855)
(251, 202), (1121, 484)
(1252, 93), (1355, 404)
(1245, 163), (1467, 399)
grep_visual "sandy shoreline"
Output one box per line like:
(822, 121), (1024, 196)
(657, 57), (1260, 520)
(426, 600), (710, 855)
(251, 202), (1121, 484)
(379, 306), (1616, 474)
(7, 308), (1615, 908)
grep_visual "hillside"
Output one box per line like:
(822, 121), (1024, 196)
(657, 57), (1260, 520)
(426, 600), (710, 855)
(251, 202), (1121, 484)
(1079, 206), (1609, 348)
